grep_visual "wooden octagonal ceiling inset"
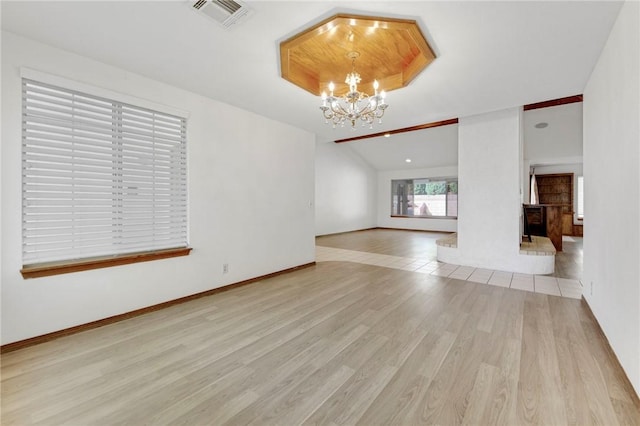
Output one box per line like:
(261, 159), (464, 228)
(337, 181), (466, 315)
(280, 13), (435, 96)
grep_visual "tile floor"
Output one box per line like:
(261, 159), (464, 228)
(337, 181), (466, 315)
(316, 245), (583, 299)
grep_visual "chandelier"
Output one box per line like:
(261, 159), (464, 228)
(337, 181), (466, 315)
(320, 51), (388, 129)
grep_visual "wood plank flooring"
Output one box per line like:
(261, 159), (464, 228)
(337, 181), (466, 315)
(318, 228), (583, 280)
(553, 236), (583, 280)
(2, 232), (638, 425)
(316, 228), (445, 259)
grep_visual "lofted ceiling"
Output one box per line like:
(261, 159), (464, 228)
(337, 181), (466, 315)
(346, 123), (458, 171)
(1, 1), (621, 163)
(345, 102), (584, 171)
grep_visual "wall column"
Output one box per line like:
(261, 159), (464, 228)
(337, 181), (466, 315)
(457, 107), (522, 269)
(437, 107), (552, 273)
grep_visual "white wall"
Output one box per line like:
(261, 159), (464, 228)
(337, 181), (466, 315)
(1, 32), (316, 344)
(0, 31), (3, 337)
(314, 141), (377, 235)
(583, 1), (640, 396)
(376, 166), (458, 232)
(445, 107), (534, 272)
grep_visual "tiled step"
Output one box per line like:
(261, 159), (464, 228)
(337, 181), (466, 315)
(435, 233), (457, 248)
(520, 236), (556, 256)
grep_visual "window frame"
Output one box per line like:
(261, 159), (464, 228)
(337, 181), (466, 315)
(390, 177), (458, 219)
(20, 77), (190, 278)
(577, 175), (584, 220)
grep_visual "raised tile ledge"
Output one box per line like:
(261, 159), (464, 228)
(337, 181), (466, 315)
(436, 233), (458, 248)
(520, 236), (556, 256)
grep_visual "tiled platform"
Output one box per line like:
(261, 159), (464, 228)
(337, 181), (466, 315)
(316, 245), (582, 299)
(519, 235), (557, 255)
(435, 233), (556, 275)
(436, 233), (556, 256)
(435, 232), (457, 248)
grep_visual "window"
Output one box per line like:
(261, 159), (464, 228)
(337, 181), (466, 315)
(391, 178), (458, 218)
(21, 79), (188, 274)
(577, 175), (584, 219)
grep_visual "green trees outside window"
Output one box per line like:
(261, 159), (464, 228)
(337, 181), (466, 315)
(392, 178), (458, 218)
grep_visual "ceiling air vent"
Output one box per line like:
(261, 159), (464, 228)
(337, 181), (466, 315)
(189, 0), (252, 29)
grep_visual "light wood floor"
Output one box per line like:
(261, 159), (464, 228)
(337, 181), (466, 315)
(317, 228), (584, 280)
(316, 228), (445, 259)
(553, 236), (583, 280)
(2, 233), (638, 425)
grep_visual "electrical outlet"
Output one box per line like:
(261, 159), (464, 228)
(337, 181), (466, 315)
(590, 281), (594, 296)
(223, 263), (229, 274)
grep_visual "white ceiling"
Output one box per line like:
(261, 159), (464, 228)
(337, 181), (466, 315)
(347, 124), (458, 171)
(1, 1), (619, 165)
(524, 102), (584, 164)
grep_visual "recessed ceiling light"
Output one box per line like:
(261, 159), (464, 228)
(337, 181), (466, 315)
(384, 133), (391, 138)
(405, 158), (412, 163)
(535, 122), (549, 129)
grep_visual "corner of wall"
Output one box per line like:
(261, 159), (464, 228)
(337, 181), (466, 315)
(582, 0), (640, 397)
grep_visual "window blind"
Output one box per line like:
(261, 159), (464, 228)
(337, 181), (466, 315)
(22, 79), (188, 265)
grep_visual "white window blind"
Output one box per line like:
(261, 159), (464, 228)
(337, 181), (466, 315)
(22, 79), (188, 265)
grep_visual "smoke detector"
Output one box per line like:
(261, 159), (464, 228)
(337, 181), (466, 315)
(189, 0), (252, 29)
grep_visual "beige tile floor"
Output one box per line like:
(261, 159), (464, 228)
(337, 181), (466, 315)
(316, 245), (583, 299)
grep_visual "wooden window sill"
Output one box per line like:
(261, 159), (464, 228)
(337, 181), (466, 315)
(21, 247), (192, 279)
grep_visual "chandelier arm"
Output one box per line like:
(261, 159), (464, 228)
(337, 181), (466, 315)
(330, 102), (350, 116)
(322, 109), (335, 120)
(357, 104), (375, 117)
